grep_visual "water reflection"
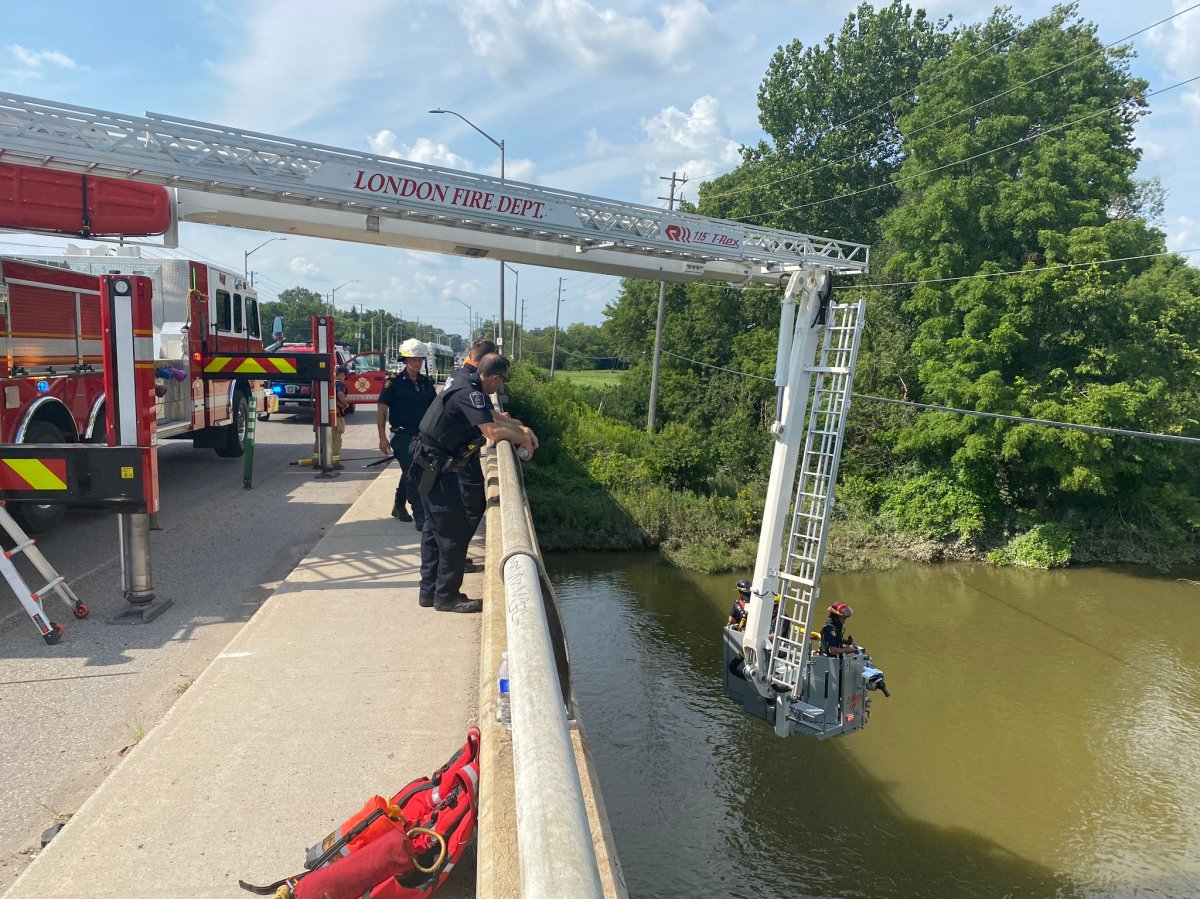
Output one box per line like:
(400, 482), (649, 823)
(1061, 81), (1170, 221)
(550, 553), (1200, 898)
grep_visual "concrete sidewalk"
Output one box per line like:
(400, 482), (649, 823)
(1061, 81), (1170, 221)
(2, 469), (482, 899)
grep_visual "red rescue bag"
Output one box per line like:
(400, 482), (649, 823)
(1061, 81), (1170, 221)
(239, 727), (480, 899)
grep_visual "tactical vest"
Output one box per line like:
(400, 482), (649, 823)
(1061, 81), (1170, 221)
(417, 373), (485, 458)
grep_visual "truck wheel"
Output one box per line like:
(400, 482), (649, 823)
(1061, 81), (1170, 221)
(11, 421), (68, 533)
(214, 391), (249, 458)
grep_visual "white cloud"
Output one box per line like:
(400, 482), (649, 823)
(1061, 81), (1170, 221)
(368, 130), (471, 169)
(1182, 89), (1200, 123)
(216, 0), (396, 132)
(1147, 1), (1200, 78)
(638, 95), (741, 201)
(290, 257), (320, 277)
(6, 44), (78, 79)
(1167, 215), (1195, 251)
(456, 0), (717, 82)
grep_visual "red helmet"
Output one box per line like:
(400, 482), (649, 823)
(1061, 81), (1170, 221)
(827, 602), (853, 618)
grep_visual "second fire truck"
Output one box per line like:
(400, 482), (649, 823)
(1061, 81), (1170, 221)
(0, 248), (270, 531)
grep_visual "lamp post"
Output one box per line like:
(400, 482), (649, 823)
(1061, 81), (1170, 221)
(329, 279), (357, 315)
(447, 297), (473, 342)
(243, 236), (286, 284)
(429, 108), (506, 350)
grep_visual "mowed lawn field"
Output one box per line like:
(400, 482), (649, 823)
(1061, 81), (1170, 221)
(554, 369), (626, 387)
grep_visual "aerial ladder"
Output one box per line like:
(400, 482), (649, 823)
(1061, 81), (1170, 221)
(0, 92), (882, 724)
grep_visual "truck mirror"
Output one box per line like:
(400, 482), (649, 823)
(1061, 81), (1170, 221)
(271, 315), (284, 340)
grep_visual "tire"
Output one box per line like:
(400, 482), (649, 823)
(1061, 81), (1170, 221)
(214, 391), (249, 458)
(11, 420), (69, 533)
(344, 404), (356, 415)
(257, 412), (272, 422)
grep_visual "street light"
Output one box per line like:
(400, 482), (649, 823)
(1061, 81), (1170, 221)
(244, 236), (286, 283)
(429, 108), (506, 350)
(447, 297), (473, 341)
(329, 279), (357, 314)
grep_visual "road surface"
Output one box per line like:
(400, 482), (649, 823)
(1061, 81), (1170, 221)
(0, 412), (393, 892)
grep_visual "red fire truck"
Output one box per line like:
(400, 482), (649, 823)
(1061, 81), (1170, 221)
(0, 250), (270, 531)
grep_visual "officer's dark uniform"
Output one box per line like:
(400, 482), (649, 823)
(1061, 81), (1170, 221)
(411, 369), (493, 611)
(443, 362), (486, 538)
(377, 368), (436, 527)
(820, 614), (853, 656)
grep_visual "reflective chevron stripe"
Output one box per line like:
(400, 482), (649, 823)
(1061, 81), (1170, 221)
(0, 458), (68, 491)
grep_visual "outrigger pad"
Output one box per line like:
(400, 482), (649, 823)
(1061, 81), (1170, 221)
(239, 726), (481, 899)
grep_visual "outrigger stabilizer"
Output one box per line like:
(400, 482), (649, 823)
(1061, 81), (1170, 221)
(721, 269), (889, 740)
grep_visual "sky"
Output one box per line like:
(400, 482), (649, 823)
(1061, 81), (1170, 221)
(1, 0), (1197, 343)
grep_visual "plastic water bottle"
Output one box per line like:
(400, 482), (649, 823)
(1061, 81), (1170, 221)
(497, 652), (512, 730)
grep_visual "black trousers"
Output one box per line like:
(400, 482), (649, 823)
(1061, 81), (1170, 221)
(418, 470), (473, 603)
(390, 432), (425, 529)
(459, 453), (485, 538)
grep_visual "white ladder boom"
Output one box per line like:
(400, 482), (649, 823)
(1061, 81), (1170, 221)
(767, 298), (865, 694)
(0, 93), (868, 287)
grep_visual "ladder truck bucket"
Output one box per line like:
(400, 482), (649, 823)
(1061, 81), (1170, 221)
(724, 271), (883, 739)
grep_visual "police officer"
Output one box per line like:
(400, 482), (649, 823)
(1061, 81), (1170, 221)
(411, 354), (536, 612)
(727, 579), (751, 630)
(377, 338), (436, 524)
(443, 339), (497, 564)
(820, 602), (858, 656)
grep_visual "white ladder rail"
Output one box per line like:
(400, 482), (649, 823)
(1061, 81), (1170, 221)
(766, 300), (866, 694)
(0, 93), (869, 281)
(0, 503), (88, 644)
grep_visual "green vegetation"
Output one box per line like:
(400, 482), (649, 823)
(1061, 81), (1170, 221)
(505, 3), (1200, 573)
(552, 369), (625, 388)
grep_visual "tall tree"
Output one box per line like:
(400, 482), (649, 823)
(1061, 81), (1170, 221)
(881, 4), (1200, 557)
(699, 0), (950, 246)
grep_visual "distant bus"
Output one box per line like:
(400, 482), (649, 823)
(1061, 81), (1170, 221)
(427, 342), (455, 383)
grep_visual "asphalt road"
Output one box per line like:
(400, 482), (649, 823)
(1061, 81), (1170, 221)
(0, 410), (393, 892)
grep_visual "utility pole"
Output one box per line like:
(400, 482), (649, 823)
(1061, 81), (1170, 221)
(647, 171), (686, 431)
(550, 277), (563, 380)
(519, 296), (526, 361)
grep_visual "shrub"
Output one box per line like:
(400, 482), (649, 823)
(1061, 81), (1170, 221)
(988, 523), (1077, 569)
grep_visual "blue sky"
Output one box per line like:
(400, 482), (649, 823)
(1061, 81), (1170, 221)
(1, 0), (1197, 340)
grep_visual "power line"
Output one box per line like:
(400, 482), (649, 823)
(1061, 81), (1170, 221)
(659, 350), (1199, 444)
(742, 74), (1199, 221)
(834, 247), (1200, 290)
(689, 7), (1057, 187)
(702, 5), (1200, 204)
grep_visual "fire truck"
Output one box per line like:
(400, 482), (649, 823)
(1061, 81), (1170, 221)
(0, 249), (269, 531)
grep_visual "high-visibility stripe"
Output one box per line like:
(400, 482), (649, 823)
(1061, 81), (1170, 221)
(203, 356), (299, 374)
(0, 458), (69, 490)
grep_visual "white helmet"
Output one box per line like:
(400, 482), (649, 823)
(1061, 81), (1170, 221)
(398, 338), (430, 359)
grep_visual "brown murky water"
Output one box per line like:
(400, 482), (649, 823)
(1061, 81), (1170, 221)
(549, 554), (1200, 898)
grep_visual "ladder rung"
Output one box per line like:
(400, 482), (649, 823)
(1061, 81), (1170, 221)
(4, 538), (35, 558)
(32, 576), (65, 600)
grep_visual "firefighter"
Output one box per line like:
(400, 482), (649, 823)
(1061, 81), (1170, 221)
(727, 579), (752, 630)
(312, 365), (349, 469)
(410, 353), (536, 612)
(377, 339), (437, 525)
(820, 602), (858, 656)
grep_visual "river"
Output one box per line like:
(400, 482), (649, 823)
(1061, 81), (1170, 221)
(548, 552), (1200, 899)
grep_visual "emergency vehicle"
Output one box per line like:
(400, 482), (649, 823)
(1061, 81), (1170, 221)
(263, 344), (386, 416)
(0, 249), (269, 531)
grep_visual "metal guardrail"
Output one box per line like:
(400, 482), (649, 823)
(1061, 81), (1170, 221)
(494, 441), (605, 898)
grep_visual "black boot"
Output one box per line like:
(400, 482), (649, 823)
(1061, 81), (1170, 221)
(391, 500), (412, 522)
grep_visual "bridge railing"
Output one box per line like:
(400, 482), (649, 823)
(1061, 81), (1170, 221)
(477, 439), (627, 898)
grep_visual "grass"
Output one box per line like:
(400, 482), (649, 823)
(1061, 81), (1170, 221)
(553, 369), (625, 387)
